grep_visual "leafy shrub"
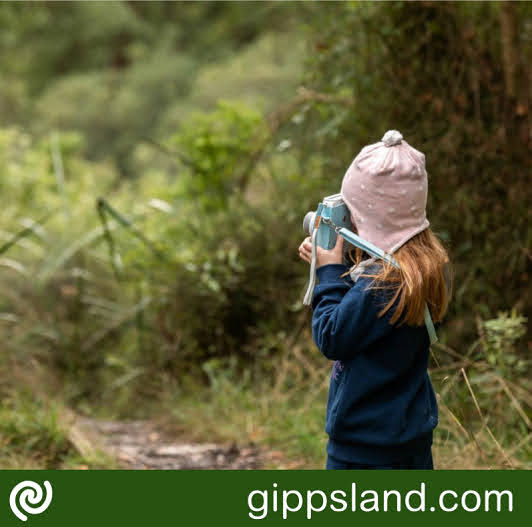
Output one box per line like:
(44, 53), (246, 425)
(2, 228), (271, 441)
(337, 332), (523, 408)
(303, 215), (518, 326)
(482, 311), (528, 376)
(167, 101), (265, 210)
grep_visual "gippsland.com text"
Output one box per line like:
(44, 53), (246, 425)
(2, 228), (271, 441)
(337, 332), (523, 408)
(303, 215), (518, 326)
(247, 482), (513, 519)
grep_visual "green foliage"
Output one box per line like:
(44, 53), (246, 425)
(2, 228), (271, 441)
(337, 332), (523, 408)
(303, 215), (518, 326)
(482, 311), (528, 376)
(0, 2), (302, 173)
(0, 391), (115, 469)
(0, 107), (317, 404)
(0, 393), (67, 464)
(0, 128), (98, 214)
(168, 101), (265, 210)
(91, 160), (319, 394)
(36, 53), (196, 169)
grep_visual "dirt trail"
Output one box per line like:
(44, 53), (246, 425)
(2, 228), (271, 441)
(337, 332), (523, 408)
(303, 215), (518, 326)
(76, 418), (261, 469)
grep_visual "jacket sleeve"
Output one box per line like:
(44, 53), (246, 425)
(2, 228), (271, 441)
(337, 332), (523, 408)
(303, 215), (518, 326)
(311, 264), (393, 360)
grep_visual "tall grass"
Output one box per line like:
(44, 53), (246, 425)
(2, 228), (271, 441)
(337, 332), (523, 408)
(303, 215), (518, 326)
(151, 317), (530, 470)
(0, 390), (116, 469)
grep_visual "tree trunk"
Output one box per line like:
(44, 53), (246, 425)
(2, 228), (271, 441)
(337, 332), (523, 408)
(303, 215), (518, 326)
(499, 2), (530, 149)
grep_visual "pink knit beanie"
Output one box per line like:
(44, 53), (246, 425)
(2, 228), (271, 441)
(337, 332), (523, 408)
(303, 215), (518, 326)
(340, 130), (430, 254)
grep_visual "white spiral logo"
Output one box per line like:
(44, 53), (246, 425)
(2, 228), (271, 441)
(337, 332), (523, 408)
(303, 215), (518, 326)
(9, 480), (53, 522)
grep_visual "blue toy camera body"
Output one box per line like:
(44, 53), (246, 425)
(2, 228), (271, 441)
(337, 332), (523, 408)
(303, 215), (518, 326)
(303, 193), (353, 251)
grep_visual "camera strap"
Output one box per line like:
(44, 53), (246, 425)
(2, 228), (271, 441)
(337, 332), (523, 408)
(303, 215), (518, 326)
(303, 227), (319, 306)
(306, 217), (438, 345)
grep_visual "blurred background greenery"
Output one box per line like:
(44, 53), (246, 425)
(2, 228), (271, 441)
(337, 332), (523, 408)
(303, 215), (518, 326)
(0, 1), (530, 469)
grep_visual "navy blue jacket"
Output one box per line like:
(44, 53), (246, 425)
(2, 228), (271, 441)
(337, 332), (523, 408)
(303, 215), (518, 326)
(312, 263), (438, 464)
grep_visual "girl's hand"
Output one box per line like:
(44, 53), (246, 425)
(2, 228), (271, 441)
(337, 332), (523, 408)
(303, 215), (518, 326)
(298, 236), (312, 264)
(316, 234), (344, 267)
(298, 235), (344, 267)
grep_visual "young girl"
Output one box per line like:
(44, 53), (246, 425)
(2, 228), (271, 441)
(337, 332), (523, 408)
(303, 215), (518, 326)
(298, 130), (450, 470)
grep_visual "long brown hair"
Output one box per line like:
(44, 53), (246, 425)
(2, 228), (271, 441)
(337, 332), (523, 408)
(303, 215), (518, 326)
(346, 229), (451, 326)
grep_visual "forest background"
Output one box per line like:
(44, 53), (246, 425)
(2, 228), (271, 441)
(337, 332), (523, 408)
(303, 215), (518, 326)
(0, 1), (530, 469)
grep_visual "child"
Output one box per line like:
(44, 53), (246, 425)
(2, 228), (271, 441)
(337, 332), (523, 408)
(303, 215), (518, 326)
(298, 130), (450, 470)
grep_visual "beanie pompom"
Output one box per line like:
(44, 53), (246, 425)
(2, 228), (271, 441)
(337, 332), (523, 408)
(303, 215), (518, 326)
(382, 130), (403, 147)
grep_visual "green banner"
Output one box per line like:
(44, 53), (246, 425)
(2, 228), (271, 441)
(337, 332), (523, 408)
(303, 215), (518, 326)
(0, 470), (527, 525)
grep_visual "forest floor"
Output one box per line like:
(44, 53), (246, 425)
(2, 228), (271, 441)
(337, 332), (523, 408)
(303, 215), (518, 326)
(75, 417), (262, 470)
